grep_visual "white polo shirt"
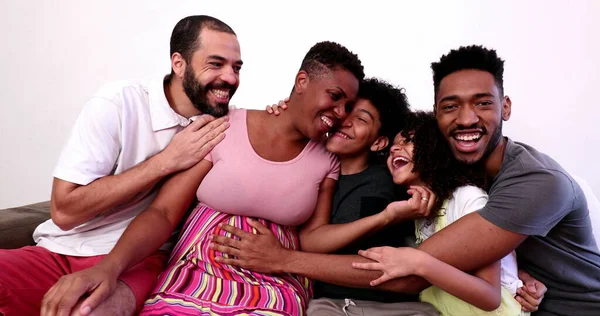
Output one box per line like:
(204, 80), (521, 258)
(34, 76), (197, 257)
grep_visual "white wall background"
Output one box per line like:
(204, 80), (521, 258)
(0, 0), (598, 208)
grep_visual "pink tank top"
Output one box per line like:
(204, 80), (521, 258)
(198, 109), (339, 226)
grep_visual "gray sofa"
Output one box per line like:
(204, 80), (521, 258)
(0, 201), (51, 249)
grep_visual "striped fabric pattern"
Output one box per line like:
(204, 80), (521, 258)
(140, 204), (312, 316)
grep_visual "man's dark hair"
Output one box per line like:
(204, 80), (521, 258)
(431, 45), (505, 99)
(400, 111), (487, 214)
(358, 78), (411, 164)
(299, 41), (365, 81)
(170, 15), (235, 63)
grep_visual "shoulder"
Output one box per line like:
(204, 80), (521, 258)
(452, 185), (488, 201)
(91, 79), (149, 103)
(348, 165), (396, 198)
(307, 138), (340, 163)
(496, 138), (576, 198)
(82, 79), (151, 115)
(228, 108), (247, 121)
(364, 165), (395, 187)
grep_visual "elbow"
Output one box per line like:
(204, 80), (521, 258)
(383, 275), (428, 294)
(298, 234), (326, 253)
(50, 201), (80, 231)
(479, 294), (501, 312)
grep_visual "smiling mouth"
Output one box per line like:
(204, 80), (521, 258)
(392, 156), (410, 169)
(320, 115), (334, 128)
(451, 131), (484, 152)
(210, 89), (230, 102)
(333, 131), (352, 140)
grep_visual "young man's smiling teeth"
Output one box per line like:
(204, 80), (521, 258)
(454, 133), (482, 141)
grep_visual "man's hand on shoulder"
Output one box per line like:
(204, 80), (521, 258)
(157, 115), (229, 174)
(265, 98), (289, 116)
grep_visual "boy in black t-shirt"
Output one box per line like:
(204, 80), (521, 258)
(268, 78), (439, 315)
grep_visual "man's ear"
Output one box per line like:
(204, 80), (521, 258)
(294, 71), (309, 94)
(171, 52), (187, 78)
(502, 96), (512, 121)
(432, 103), (437, 116)
(370, 136), (389, 152)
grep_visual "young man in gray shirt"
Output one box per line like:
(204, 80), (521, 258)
(355, 45), (600, 315)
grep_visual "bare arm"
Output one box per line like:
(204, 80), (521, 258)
(413, 251), (501, 311)
(213, 203), (525, 294)
(299, 183), (434, 254)
(373, 212), (527, 292)
(212, 219), (425, 293)
(51, 157), (168, 231)
(354, 246), (501, 310)
(50, 116), (228, 230)
(100, 159), (212, 275)
(298, 178), (386, 253)
(41, 159), (212, 316)
(283, 249), (426, 293)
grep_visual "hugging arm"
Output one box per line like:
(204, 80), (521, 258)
(41, 159), (214, 316)
(299, 182), (436, 253)
(51, 114), (227, 230)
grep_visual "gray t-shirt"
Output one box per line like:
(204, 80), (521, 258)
(479, 138), (600, 316)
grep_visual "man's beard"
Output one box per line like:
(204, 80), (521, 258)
(182, 65), (235, 117)
(483, 119), (503, 160)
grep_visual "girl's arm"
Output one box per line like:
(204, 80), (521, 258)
(417, 251), (502, 311)
(299, 183), (433, 253)
(354, 246), (502, 311)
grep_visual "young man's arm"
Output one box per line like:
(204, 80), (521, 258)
(50, 97), (229, 230)
(211, 212), (526, 293)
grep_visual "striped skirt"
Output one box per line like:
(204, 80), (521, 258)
(140, 204), (312, 316)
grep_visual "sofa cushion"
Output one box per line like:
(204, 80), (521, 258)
(0, 201), (51, 249)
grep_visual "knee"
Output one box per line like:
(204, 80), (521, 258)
(88, 282), (136, 316)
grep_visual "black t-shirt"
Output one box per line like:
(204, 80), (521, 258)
(313, 165), (418, 303)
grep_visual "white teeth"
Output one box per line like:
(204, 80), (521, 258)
(211, 89), (229, 99)
(394, 157), (409, 163)
(392, 156), (410, 168)
(335, 132), (351, 139)
(455, 133), (481, 141)
(321, 116), (333, 128)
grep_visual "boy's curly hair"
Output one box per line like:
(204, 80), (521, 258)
(357, 78), (411, 165)
(400, 111), (487, 214)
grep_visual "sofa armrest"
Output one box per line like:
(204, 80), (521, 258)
(0, 201), (51, 249)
